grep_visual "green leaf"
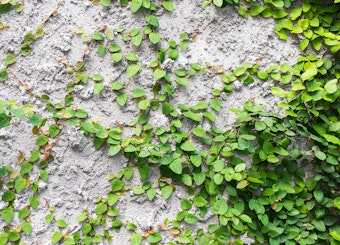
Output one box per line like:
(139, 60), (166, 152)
(29, 196), (39, 209)
(210, 98), (222, 111)
(4, 54), (16, 66)
(176, 77), (189, 86)
(324, 79), (338, 94)
(0, 3), (11, 15)
(180, 140), (196, 152)
(183, 111), (201, 122)
(234, 66), (248, 76)
(100, 0), (111, 7)
(76, 212), (88, 223)
(190, 154), (202, 167)
(236, 179), (249, 189)
(28, 114), (43, 126)
(240, 214), (252, 223)
(132, 34), (143, 46)
(330, 231), (340, 241)
(111, 179), (124, 192)
(36, 135), (49, 146)
(109, 145), (121, 156)
(181, 174), (192, 186)
(170, 159), (183, 175)
(97, 45), (106, 56)
(49, 124), (60, 137)
(92, 32), (104, 41)
(111, 52), (122, 62)
(92, 73), (104, 82)
(238, 5), (249, 18)
(0, 233), (8, 245)
(0, 69), (8, 82)
(212, 198), (228, 215)
(45, 213), (54, 224)
(116, 93), (127, 106)
(313, 148), (326, 160)
(18, 207), (30, 219)
(126, 64), (140, 78)
(56, 219), (68, 228)
(51, 231), (63, 244)
(2, 190), (16, 202)
(130, 0), (143, 13)
(132, 88), (146, 98)
(154, 69), (166, 80)
(95, 203), (108, 215)
(184, 213), (199, 224)
(22, 221), (33, 235)
(1, 207), (14, 223)
(193, 196), (208, 207)
(20, 163), (33, 174)
(126, 53), (139, 62)
(112, 219), (122, 229)
(93, 83), (105, 95)
(234, 163), (246, 172)
(312, 219), (326, 232)
(146, 15), (159, 27)
(149, 32), (160, 44)
(109, 44), (121, 52)
(192, 126), (206, 138)
(203, 111), (216, 122)
(301, 67), (317, 81)
(161, 185), (173, 199)
(162, 1), (174, 11)
(181, 198), (192, 210)
(147, 188), (156, 201)
(132, 186), (145, 195)
(271, 87), (286, 97)
(290, 7), (302, 20)
(267, 154), (279, 163)
(130, 233), (143, 245)
(15, 177), (26, 192)
(147, 232), (162, 244)
(213, 0), (223, 7)
(111, 81), (124, 90)
(313, 190), (324, 203)
(7, 232), (20, 242)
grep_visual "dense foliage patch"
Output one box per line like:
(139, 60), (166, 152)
(0, 0), (340, 244)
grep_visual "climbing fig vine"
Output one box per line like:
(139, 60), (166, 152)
(0, 0), (340, 244)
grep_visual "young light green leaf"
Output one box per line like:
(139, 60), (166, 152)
(154, 69), (166, 80)
(126, 64), (140, 78)
(130, 0), (143, 13)
(162, 1), (174, 11)
(147, 232), (162, 244)
(132, 88), (146, 98)
(100, 0), (111, 7)
(146, 15), (159, 27)
(149, 32), (160, 44)
(170, 159), (183, 175)
(93, 83), (105, 95)
(130, 233), (143, 245)
(36, 135), (49, 146)
(1, 207), (14, 223)
(22, 221), (32, 235)
(56, 219), (67, 228)
(210, 98), (222, 111)
(51, 231), (63, 244)
(180, 140), (196, 152)
(184, 213), (199, 224)
(4, 54), (16, 66)
(116, 93), (127, 106)
(15, 177), (26, 193)
(161, 185), (173, 199)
